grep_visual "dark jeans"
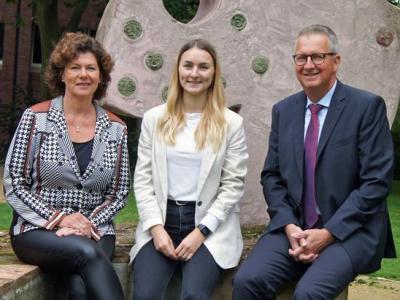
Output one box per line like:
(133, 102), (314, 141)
(133, 200), (221, 300)
(11, 230), (124, 300)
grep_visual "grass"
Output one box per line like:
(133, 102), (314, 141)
(0, 184), (399, 280)
(370, 181), (400, 280)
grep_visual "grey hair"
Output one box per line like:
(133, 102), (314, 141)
(297, 24), (339, 53)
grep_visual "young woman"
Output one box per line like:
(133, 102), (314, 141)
(4, 32), (129, 300)
(131, 39), (248, 299)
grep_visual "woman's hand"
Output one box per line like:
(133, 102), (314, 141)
(150, 225), (177, 260)
(55, 227), (84, 237)
(59, 213), (92, 238)
(175, 228), (205, 261)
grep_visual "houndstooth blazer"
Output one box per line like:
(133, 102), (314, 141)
(3, 96), (130, 241)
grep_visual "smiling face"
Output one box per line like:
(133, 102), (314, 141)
(178, 47), (215, 98)
(62, 52), (100, 100)
(295, 33), (340, 102)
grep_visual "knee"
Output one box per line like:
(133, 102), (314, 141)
(293, 282), (320, 300)
(134, 285), (163, 300)
(68, 275), (87, 299)
(181, 290), (210, 300)
(232, 269), (274, 300)
(75, 243), (104, 265)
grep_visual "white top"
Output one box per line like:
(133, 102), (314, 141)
(167, 112), (203, 201)
(166, 112), (219, 231)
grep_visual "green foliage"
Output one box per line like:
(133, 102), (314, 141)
(120, 116), (142, 179)
(387, 0), (400, 7)
(0, 85), (37, 162)
(163, 0), (199, 23)
(115, 194), (138, 224)
(0, 203), (12, 230)
(370, 181), (400, 280)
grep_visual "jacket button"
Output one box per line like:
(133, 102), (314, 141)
(197, 201), (202, 207)
(76, 183), (83, 190)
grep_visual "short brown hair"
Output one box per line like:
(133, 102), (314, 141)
(45, 32), (114, 100)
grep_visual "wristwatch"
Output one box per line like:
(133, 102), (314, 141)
(197, 224), (211, 237)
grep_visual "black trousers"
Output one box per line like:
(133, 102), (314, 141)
(232, 231), (355, 300)
(133, 201), (221, 300)
(11, 229), (124, 300)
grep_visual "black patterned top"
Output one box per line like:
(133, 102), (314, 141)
(3, 96), (130, 240)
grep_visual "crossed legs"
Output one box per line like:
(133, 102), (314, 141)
(11, 229), (124, 300)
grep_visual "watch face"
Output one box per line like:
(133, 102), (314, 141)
(198, 225), (211, 237)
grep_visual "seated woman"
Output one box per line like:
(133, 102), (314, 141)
(131, 39), (248, 300)
(3, 32), (129, 300)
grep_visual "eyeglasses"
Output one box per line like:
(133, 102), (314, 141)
(292, 53), (336, 66)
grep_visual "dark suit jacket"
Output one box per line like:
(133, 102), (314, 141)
(261, 80), (396, 274)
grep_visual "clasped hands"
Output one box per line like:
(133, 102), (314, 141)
(284, 224), (335, 263)
(150, 225), (205, 261)
(55, 212), (93, 238)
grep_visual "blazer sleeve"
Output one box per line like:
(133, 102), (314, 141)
(324, 96), (393, 241)
(134, 112), (164, 231)
(205, 117), (248, 224)
(261, 104), (300, 231)
(89, 127), (130, 240)
(4, 109), (65, 230)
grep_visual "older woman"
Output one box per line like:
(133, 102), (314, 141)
(131, 39), (248, 300)
(3, 32), (129, 300)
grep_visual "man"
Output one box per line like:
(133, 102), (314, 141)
(233, 24), (396, 299)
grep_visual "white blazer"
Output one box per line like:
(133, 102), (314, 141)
(129, 104), (248, 269)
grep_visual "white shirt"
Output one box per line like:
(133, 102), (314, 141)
(304, 80), (337, 142)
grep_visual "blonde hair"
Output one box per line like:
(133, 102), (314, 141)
(158, 39), (226, 152)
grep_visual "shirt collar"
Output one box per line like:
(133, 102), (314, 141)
(306, 80), (337, 109)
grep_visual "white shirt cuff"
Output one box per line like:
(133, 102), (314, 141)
(200, 214), (220, 232)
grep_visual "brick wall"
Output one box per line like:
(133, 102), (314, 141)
(0, 0), (105, 159)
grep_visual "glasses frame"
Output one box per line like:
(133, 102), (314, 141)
(292, 52), (337, 66)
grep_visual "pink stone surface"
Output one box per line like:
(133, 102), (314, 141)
(97, 0), (400, 225)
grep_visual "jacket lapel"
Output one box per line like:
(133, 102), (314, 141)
(316, 81), (346, 163)
(155, 134), (168, 201)
(82, 105), (110, 180)
(48, 97), (82, 179)
(293, 93), (307, 181)
(196, 144), (217, 199)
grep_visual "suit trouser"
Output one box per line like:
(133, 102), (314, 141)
(232, 231), (355, 300)
(132, 200), (221, 300)
(11, 229), (124, 300)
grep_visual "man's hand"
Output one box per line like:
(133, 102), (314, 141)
(59, 213), (92, 238)
(285, 224), (318, 263)
(150, 225), (177, 260)
(175, 228), (205, 261)
(292, 228), (335, 257)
